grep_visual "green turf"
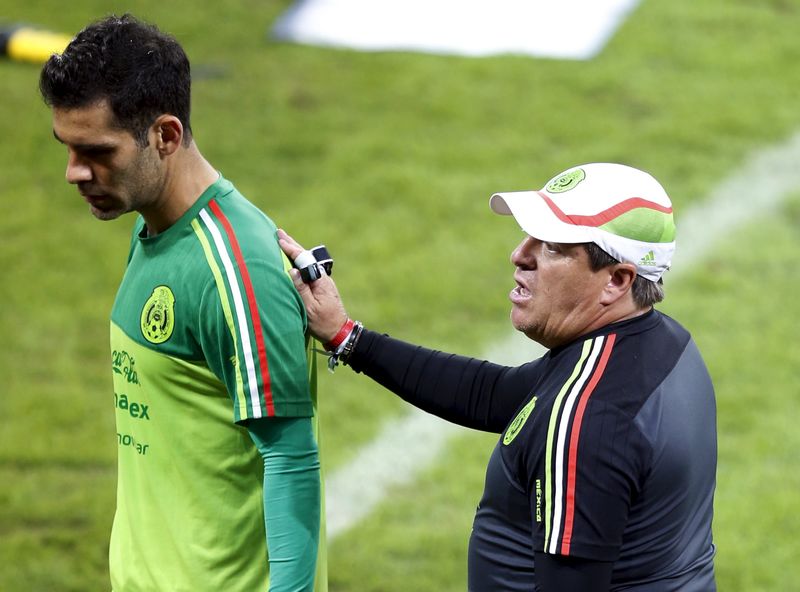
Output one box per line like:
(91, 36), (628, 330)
(1, 0), (800, 589)
(661, 197), (800, 592)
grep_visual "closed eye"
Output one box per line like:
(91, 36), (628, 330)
(76, 145), (115, 157)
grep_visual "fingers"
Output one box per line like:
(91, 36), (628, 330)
(287, 267), (305, 290)
(277, 228), (304, 259)
(279, 230), (328, 283)
(287, 267), (316, 304)
(277, 229), (351, 342)
(294, 272), (349, 342)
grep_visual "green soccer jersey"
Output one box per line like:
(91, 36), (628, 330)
(108, 176), (326, 591)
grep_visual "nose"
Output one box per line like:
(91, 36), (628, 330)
(510, 236), (538, 269)
(65, 150), (92, 184)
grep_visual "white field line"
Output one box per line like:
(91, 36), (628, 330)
(325, 130), (800, 539)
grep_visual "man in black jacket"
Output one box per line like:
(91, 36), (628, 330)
(279, 162), (717, 591)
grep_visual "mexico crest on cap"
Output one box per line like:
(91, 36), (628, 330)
(546, 168), (586, 193)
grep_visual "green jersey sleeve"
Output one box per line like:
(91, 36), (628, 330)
(190, 194), (313, 421)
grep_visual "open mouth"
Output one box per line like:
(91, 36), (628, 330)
(510, 280), (531, 303)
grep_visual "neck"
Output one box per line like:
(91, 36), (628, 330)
(585, 300), (650, 335)
(141, 142), (219, 236)
(536, 300), (650, 350)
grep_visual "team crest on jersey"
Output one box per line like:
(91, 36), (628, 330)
(503, 396), (537, 445)
(140, 285), (176, 344)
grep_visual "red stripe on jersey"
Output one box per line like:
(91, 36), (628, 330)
(208, 199), (275, 416)
(560, 333), (617, 555)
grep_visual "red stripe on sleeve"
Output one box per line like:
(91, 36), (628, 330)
(208, 199), (275, 417)
(560, 333), (617, 555)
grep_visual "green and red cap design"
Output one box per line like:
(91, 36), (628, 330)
(490, 163), (676, 281)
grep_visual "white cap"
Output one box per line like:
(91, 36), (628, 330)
(490, 163), (676, 281)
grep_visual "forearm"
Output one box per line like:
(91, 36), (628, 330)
(276, 232), (542, 431)
(248, 417), (320, 592)
(347, 329), (540, 433)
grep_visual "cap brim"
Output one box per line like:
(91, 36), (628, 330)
(490, 191), (592, 244)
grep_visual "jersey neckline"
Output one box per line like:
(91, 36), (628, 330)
(136, 174), (234, 249)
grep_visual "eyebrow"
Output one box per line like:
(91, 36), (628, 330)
(52, 130), (116, 152)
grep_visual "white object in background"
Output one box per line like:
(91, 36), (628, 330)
(272, 0), (641, 60)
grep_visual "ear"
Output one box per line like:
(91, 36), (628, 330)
(152, 115), (184, 156)
(599, 263), (637, 306)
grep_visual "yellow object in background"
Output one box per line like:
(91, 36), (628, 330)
(1, 26), (72, 64)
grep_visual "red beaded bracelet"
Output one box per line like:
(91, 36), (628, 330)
(325, 318), (355, 351)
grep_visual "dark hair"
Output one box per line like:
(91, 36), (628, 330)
(39, 14), (192, 147)
(583, 242), (664, 308)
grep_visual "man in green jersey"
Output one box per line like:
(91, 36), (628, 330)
(40, 14), (326, 592)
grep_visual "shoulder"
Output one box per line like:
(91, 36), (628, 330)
(206, 184), (277, 234)
(579, 311), (694, 416)
(196, 184), (285, 266)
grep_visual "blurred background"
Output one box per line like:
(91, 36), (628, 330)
(1, 1), (799, 590)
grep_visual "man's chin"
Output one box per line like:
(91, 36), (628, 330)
(510, 309), (532, 334)
(510, 314), (547, 347)
(89, 205), (126, 221)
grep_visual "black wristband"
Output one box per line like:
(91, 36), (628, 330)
(327, 321), (363, 372)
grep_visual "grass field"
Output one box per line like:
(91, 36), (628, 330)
(1, 0), (799, 590)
